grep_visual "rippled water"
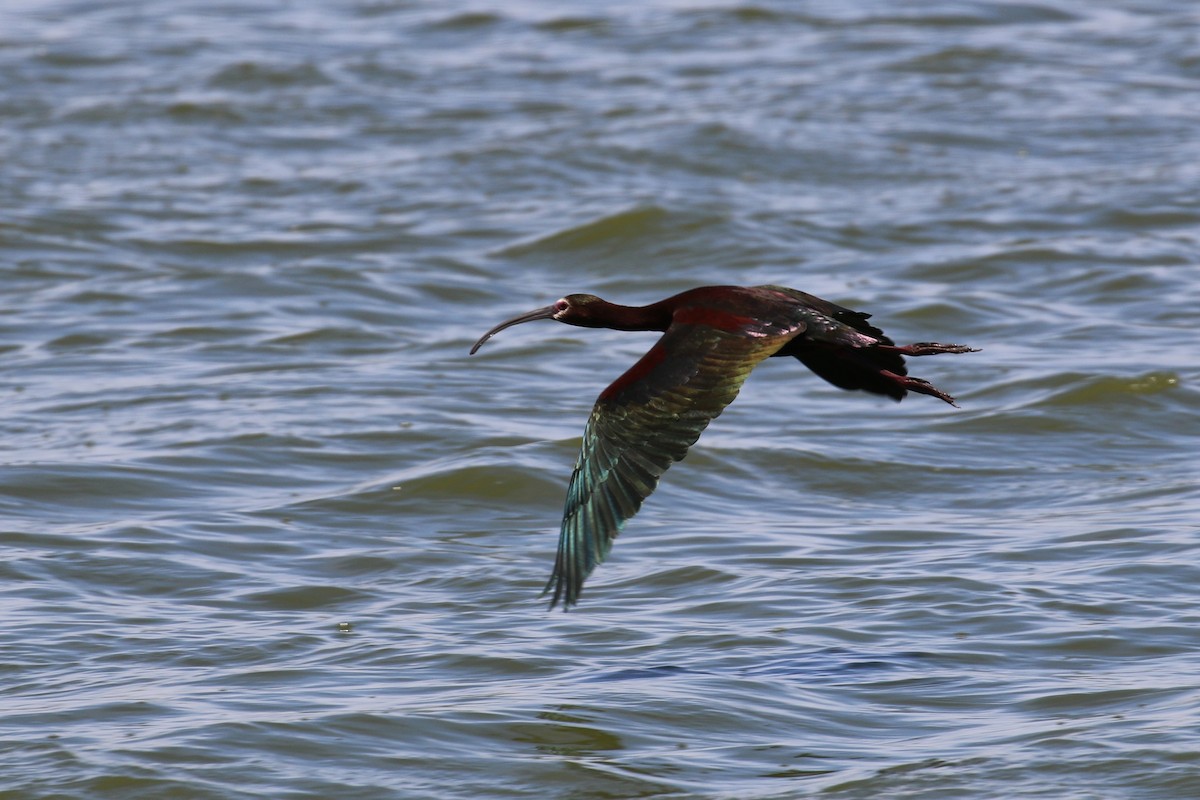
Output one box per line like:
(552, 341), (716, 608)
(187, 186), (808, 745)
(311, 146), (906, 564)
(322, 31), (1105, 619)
(2, 1), (1198, 797)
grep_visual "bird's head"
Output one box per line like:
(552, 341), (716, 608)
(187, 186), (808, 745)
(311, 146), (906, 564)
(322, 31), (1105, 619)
(469, 294), (609, 354)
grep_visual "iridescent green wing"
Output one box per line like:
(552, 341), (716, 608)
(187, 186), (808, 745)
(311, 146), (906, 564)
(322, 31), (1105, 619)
(544, 318), (804, 609)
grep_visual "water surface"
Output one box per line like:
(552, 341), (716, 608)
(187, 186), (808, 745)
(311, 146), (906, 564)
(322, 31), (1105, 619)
(2, 1), (1198, 797)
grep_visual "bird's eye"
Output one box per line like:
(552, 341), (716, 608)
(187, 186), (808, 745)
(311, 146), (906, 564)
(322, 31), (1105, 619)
(555, 299), (570, 313)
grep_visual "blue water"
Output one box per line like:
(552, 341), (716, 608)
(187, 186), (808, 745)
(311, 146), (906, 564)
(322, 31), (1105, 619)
(2, 1), (1198, 797)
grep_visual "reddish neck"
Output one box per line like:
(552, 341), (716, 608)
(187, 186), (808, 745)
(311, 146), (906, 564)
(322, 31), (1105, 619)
(581, 299), (674, 332)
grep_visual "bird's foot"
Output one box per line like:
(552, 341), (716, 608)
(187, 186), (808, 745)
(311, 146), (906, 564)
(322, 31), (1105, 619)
(881, 342), (979, 357)
(880, 370), (959, 406)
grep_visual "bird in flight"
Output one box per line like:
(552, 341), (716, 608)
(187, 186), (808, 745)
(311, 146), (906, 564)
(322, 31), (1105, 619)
(470, 285), (977, 610)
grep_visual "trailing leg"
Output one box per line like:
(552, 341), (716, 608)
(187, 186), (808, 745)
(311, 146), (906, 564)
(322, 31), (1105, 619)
(879, 370), (960, 406)
(877, 342), (978, 357)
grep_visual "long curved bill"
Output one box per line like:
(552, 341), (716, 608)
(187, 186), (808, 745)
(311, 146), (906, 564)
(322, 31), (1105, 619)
(469, 304), (559, 354)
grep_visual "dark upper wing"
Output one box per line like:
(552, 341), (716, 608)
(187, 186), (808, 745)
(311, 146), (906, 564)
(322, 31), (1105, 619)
(757, 285), (912, 400)
(757, 284), (891, 345)
(544, 317), (804, 609)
